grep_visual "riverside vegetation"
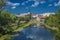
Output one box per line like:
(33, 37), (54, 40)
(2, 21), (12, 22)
(45, 9), (60, 40)
(0, 0), (60, 40)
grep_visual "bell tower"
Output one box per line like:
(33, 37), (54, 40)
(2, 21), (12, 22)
(28, 8), (30, 14)
(27, 8), (32, 20)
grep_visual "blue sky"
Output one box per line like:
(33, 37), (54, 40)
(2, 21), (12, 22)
(6, 0), (60, 14)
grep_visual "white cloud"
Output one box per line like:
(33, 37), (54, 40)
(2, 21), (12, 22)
(6, 1), (20, 9)
(21, 0), (32, 5)
(33, 0), (37, 1)
(54, 0), (60, 6)
(28, 0), (32, 1)
(12, 3), (20, 6)
(6, 2), (12, 5)
(40, 1), (46, 4)
(26, 7), (28, 9)
(54, 3), (57, 6)
(21, 0), (39, 7)
(22, 2), (25, 5)
(31, 1), (39, 7)
(49, 4), (52, 6)
(12, 6), (16, 9)
(7, 1), (20, 6)
(31, 0), (46, 7)
(25, 1), (29, 3)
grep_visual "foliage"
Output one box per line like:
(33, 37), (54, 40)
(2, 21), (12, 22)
(20, 17), (30, 21)
(0, 10), (16, 26)
(0, 0), (7, 10)
(45, 9), (60, 40)
(0, 10), (17, 36)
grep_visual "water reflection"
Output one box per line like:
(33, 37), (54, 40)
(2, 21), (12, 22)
(12, 27), (55, 40)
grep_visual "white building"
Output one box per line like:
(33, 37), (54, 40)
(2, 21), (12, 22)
(40, 12), (55, 17)
(16, 12), (30, 17)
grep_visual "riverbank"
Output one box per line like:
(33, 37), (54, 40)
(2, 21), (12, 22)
(0, 20), (58, 40)
(0, 20), (39, 40)
(13, 20), (39, 32)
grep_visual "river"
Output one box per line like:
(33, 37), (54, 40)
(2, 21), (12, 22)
(12, 25), (55, 40)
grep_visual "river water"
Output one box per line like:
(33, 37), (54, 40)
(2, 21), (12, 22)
(12, 25), (55, 40)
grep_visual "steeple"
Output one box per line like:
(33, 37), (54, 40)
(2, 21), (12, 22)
(28, 8), (31, 14)
(27, 8), (32, 20)
(18, 13), (20, 15)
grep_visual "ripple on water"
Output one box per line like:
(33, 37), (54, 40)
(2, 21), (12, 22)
(12, 27), (55, 40)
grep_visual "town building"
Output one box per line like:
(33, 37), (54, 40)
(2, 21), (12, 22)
(16, 10), (55, 23)
(40, 12), (55, 17)
(38, 16), (47, 23)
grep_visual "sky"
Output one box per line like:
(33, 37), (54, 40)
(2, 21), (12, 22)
(6, 0), (60, 14)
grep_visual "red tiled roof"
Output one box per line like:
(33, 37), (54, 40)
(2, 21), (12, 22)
(39, 16), (47, 19)
(32, 14), (37, 16)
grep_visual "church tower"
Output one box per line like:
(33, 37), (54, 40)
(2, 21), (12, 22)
(28, 8), (30, 14)
(27, 8), (32, 20)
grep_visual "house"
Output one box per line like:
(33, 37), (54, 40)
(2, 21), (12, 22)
(32, 14), (38, 20)
(40, 13), (55, 17)
(38, 16), (47, 23)
(31, 14), (47, 23)
(32, 14), (38, 18)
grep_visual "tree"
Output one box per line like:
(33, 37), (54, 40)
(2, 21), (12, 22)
(0, 10), (17, 36)
(0, 0), (7, 10)
(45, 9), (60, 40)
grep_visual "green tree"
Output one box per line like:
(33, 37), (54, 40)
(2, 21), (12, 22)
(0, 10), (17, 36)
(45, 9), (60, 40)
(0, 0), (7, 11)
